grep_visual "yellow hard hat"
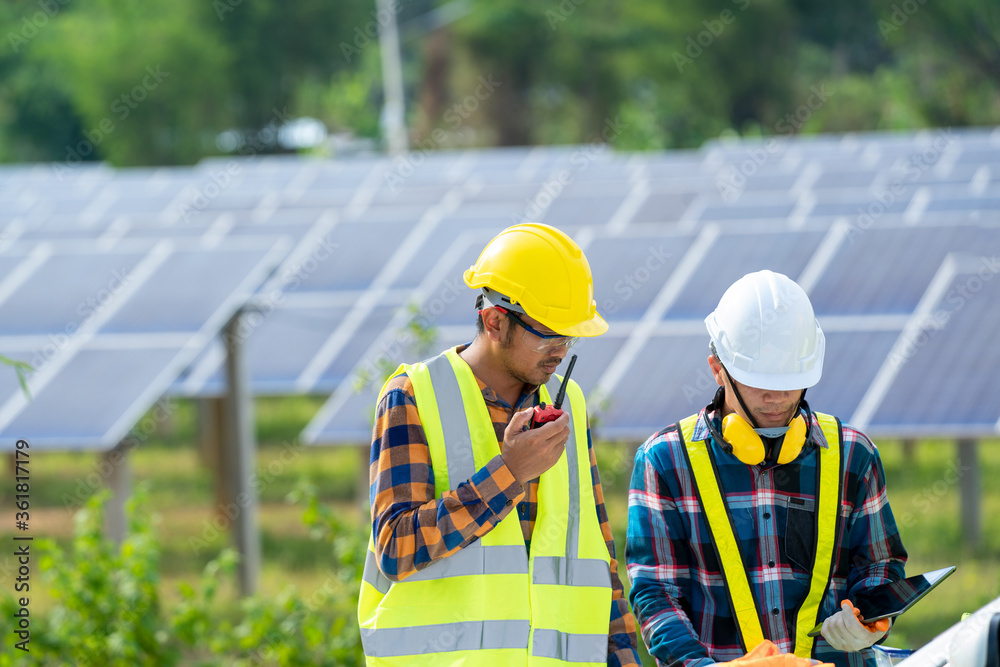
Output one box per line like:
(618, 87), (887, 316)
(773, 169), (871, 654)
(464, 223), (607, 337)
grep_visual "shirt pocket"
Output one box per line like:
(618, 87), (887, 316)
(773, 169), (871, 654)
(784, 497), (816, 571)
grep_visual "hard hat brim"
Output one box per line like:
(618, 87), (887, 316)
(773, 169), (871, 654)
(553, 312), (608, 338)
(724, 364), (823, 392)
(465, 270), (609, 337)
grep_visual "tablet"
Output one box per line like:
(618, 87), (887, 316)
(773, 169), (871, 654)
(807, 566), (956, 637)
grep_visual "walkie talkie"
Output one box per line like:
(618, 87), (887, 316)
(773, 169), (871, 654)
(529, 354), (577, 429)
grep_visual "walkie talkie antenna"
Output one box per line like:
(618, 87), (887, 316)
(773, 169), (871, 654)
(553, 354), (577, 410)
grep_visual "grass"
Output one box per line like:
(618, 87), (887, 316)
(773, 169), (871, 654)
(2, 396), (998, 664)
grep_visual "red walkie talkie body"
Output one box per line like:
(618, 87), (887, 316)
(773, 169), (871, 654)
(529, 354), (577, 429)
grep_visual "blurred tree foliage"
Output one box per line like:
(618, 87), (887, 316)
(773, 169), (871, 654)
(0, 0), (996, 165)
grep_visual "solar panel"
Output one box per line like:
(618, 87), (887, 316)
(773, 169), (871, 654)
(390, 217), (499, 289)
(540, 194), (628, 227)
(292, 218), (414, 291)
(589, 231), (694, 321)
(739, 173), (801, 192)
(2, 126), (998, 445)
(2, 347), (181, 447)
(593, 334), (709, 441)
(928, 197), (1000, 212)
(867, 259), (1000, 435)
(806, 330), (899, 421)
(311, 304), (399, 391)
(666, 229), (826, 318)
(0, 237), (289, 450)
(0, 248), (148, 335)
(632, 191), (700, 225)
(809, 225), (998, 316)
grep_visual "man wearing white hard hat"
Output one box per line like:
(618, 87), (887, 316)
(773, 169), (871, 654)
(626, 270), (908, 667)
(359, 223), (641, 666)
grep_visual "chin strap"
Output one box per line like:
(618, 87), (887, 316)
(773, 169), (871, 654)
(721, 367), (760, 429)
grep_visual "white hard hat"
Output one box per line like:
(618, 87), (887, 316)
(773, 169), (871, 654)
(705, 270), (824, 391)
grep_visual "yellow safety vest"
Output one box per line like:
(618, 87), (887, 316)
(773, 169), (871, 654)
(678, 412), (842, 659)
(359, 347), (612, 666)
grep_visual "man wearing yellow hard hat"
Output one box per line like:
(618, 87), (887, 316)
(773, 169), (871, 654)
(626, 270), (908, 667)
(358, 223), (642, 666)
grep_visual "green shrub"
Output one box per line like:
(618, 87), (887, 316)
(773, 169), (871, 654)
(0, 482), (367, 666)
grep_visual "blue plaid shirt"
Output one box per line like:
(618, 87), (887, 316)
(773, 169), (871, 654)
(626, 407), (907, 667)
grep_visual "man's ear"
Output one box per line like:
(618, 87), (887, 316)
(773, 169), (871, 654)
(707, 355), (726, 387)
(481, 308), (504, 342)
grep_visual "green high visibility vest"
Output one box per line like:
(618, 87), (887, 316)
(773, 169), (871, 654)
(359, 348), (613, 666)
(678, 412), (842, 658)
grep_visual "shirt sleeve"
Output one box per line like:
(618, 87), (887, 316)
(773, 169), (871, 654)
(587, 427), (642, 667)
(626, 436), (715, 667)
(843, 431), (908, 596)
(370, 375), (526, 581)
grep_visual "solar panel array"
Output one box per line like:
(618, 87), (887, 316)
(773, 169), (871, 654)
(0, 234), (288, 450)
(1, 126), (998, 452)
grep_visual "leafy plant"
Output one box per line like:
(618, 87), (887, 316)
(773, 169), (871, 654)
(16, 485), (174, 665)
(0, 481), (368, 665)
(0, 354), (32, 397)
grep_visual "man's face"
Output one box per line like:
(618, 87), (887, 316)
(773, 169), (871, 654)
(497, 311), (569, 387)
(708, 355), (803, 428)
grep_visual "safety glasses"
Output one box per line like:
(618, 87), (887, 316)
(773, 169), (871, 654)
(496, 307), (579, 353)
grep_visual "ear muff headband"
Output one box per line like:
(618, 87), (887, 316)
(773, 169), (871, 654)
(702, 386), (812, 466)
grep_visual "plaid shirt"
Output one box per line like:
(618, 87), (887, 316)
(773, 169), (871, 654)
(626, 407), (907, 667)
(369, 344), (641, 667)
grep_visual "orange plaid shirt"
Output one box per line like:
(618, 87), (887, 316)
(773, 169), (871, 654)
(369, 345), (640, 666)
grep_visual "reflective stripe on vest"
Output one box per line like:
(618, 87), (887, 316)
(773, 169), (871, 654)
(678, 412), (841, 658)
(359, 348), (611, 666)
(792, 414), (842, 659)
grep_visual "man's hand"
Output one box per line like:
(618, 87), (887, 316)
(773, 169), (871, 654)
(821, 601), (889, 652)
(501, 408), (570, 485)
(716, 640), (835, 667)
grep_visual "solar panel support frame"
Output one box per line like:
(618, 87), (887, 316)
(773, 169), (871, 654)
(222, 306), (262, 597)
(103, 442), (132, 546)
(958, 438), (982, 551)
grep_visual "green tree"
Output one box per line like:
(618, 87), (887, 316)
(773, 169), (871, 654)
(212, 0), (373, 131)
(0, 2), (84, 163)
(31, 0), (233, 166)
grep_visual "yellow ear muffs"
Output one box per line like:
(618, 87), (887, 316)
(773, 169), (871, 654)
(721, 413), (766, 465)
(776, 414), (807, 464)
(721, 412), (809, 465)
